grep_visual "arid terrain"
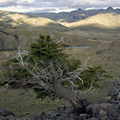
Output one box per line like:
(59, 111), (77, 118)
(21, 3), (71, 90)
(0, 7), (120, 118)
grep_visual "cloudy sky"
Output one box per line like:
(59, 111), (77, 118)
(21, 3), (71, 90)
(0, 0), (120, 13)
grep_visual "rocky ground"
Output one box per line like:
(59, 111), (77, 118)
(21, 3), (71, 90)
(0, 80), (120, 120)
(0, 98), (120, 120)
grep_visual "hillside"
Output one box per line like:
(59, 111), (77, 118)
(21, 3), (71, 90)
(0, 8), (120, 77)
(0, 11), (69, 51)
(65, 39), (120, 77)
(0, 11), (99, 53)
(0, 12), (69, 31)
(60, 13), (120, 29)
(0, 12), (68, 51)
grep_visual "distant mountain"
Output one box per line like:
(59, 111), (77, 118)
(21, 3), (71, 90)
(27, 7), (120, 23)
(0, 7), (120, 52)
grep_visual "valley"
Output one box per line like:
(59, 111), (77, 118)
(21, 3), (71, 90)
(0, 7), (120, 118)
(0, 7), (120, 77)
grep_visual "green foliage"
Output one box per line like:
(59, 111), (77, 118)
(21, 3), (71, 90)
(1, 58), (18, 68)
(14, 68), (32, 80)
(36, 91), (48, 99)
(34, 88), (50, 99)
(1, 61), (11, 68)
(75, 65), (110, 90)
(65, 57), (81, 71)
(62, 81), (71, 86)
(34, 88), (59, 100)
(30, 34), (65, 61)
(8, 82), (15, 87)
(1, 59), (32, 80)
(93, 83), (103, 89)
(0, 34), (112, 100)
(0, 80), (4, 86)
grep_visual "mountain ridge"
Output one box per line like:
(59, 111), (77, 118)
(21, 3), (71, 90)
(26, 7), (120, 23)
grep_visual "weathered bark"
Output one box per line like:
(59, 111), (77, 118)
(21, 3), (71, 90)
(23, 65), (55, 92)
(49, 61), (83, 112)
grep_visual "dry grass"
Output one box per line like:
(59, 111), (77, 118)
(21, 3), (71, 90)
(65, 40), (120, 77)
(0, 88), (69, 118)
(8, 13), (59, 27)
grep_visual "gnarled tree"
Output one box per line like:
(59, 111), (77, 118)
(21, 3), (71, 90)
(0, 34), (109, 114)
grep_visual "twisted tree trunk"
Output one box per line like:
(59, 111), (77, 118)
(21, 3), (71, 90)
(24, 61), (84, 112)
(18, 61), (85, 113)
(49, 61), (84, 113)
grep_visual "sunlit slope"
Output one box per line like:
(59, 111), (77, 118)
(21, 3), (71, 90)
(0, 12), (69, 31)
(61, 13), (120, 29)
(0, 12), (70, 51)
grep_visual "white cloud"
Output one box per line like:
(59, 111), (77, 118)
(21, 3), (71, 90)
(0, 0), (14, 3)
(17, 0), (35, 4)
(0, 6), (28, 12)
(0, 0), (120, 13)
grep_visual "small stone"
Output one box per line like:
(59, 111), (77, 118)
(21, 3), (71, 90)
(99, 109), (107, 115)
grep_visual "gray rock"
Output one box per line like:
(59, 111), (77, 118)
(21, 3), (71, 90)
(0, 110), (15, 117)
(80, 114), (88, 120)
(29, 114), (42, 120)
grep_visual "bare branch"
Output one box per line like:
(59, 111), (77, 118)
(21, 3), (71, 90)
(82, 79), (95, 95)
(56, 36), (65, 44)
(76, 76), (84, 84)
(81, 56), (91, 72)
(50, 32), (54, 39)
(84, 89), (95, 98)
(69, 80), (76, 87)
(17, 46), (24, 66)
(50, 32), (65, 44)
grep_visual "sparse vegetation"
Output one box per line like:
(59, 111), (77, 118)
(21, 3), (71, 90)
(17, 18), (25, 24)
(0, 9), (119, 118)
(0, 34), (111, 115)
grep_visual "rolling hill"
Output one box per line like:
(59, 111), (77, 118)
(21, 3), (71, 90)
(59, 13), (120, 29)
(0, 12), (69, 51)
(0, 12), (69, 31)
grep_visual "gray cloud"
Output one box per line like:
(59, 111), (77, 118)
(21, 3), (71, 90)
(0, 0), (120, 12)
(0, 0), (17, 7)
(29, 0), (120, 8)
